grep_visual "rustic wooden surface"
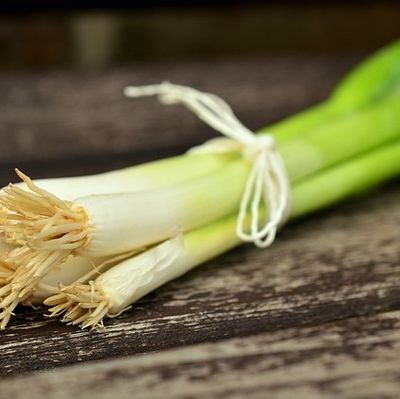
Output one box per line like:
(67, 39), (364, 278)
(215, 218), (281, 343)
(0, 56), (399, 398)
(2, 310), (400, 399)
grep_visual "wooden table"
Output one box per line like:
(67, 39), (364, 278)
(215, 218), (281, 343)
(0, 55), (399, 398)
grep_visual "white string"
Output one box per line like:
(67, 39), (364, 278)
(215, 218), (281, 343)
(124, 81), (291, 248)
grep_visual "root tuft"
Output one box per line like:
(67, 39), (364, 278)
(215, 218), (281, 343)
(45, 282), (111, 329)
(0, 170), (90, 328)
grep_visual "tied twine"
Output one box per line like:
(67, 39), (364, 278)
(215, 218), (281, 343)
(124, 81), (290, 248)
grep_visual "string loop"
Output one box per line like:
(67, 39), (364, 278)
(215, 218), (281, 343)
(124, 81), (290, 248)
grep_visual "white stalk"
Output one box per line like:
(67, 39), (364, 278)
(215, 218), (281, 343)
(28, 249), (140, 305)
(27, 256), (103, 305)
(78, 161), (248, 256)
(13, 153), (236, 200)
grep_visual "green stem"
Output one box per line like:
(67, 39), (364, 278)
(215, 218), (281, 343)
(291, 139), (400, 218)
(278, 94), (400, 181)
(261, 39), (400, 143)
(181, 94), (400, 218)
(186, 139), (400, 266)
(261, 101), (336, 142)
(330, 39), (400, 109)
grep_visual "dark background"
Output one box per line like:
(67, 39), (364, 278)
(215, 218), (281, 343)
(0, 1), (399, 71)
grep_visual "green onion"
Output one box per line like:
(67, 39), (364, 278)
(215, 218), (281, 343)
(1, 40), (400, 329)
(3, 92), (399, 326)
(45, 139), (400, 328)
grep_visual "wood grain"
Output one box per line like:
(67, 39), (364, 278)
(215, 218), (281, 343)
(1, 310), (400, 398)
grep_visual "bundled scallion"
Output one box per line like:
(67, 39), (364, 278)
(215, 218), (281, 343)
(45, 139), (400, 328)
(0, 40), (399, 329)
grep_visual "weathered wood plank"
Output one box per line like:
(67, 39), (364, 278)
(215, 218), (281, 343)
(2, 310), (400, 399)
(0, 183), (399, 377)
(0, 56), (356, 165)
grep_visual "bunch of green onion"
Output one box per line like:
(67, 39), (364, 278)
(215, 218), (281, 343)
(0, 40), (400, 329)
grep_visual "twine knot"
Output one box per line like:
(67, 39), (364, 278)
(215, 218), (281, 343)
(243, 135), (276, 162)
(124, 81), (290, 248)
